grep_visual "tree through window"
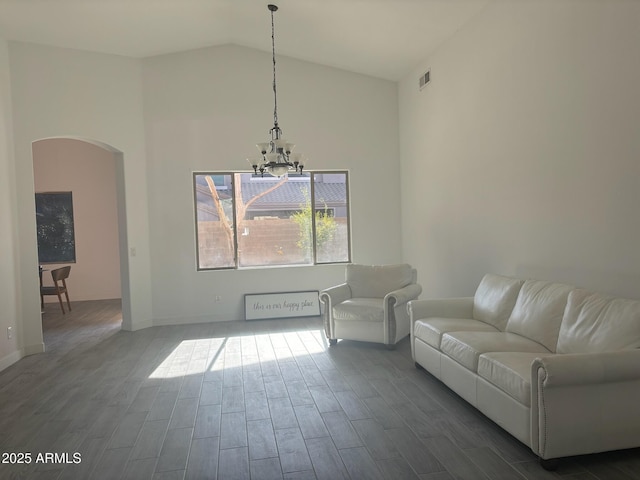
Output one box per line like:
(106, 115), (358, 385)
(193, 172), (350, 270)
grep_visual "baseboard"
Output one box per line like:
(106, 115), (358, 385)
(122, 318), (153, 332)
(0, 349), (23, 372)
(152, 314), (240, 327)
(23, 342), (45, 356)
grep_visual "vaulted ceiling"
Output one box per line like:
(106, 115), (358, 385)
(0, 0), (490, 80)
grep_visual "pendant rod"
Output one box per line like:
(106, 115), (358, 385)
(269, 4), (279, 134)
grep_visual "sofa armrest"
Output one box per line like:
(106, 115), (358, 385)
(319, 283), (352, 340)
(385, 283), (422, 307)
(531, 350), (640, 460)
(532, 350), (640, 387)
(407, 297), (474, 322)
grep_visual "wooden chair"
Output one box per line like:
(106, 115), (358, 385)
(40, 266), (72, 314)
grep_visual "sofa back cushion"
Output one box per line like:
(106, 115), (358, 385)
(505, 280), (573, 352)
(346, 264), (414, 298)
(557, 289), (640, 353)
(473, 274), (524, 330)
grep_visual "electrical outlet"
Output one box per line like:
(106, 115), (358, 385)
(7, 327), (12, 340)
(215, 296), (222, 302)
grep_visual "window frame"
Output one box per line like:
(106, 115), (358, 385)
(193, 171), (238, 271)
(193, 170), (351, 271)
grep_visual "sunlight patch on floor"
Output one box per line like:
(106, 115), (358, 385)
(148, 328), (327, 379)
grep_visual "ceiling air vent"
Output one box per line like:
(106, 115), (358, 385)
(419, 69), (430, 91)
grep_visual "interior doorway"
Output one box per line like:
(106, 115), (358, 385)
(32, 137), (128, 346)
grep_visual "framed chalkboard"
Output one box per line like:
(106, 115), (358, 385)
(35, 192), (76, 264)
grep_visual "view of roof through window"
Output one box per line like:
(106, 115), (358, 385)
(194, 172), (350, 269)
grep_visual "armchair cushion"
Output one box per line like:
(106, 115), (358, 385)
(333, 298), (384, 323)
(347, 263), (413, 299)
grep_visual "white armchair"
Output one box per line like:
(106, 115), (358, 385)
(319, 264), (422, 348)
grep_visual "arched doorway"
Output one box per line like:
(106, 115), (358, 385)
(32, 137), (132, 346)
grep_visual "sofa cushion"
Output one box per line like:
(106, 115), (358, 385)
(346, 264), (413, 299)
(413, 318), (499, 349)
(505, 280), (573, 352)
(557, 289), (640, 354)
(478, 352), (553, 407)
(473, 274), (524, 330)
(440, 331), (551, 372)
(333, 298), (384, 323)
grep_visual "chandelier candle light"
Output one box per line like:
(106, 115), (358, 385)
(248, 4), (305, 177)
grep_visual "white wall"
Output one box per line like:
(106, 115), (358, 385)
(33, 138), (121, 302)
(0, 39), (21, 369)
(5, 40), (401, 345)
(400, 1), (640, 299)
(8, 42), (153, 342)
(143, 45), (401, 324)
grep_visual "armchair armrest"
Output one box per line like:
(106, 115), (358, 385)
(319, 283), (352, 307)
(381, 284), (422, 345)
(385, 283), (422, 307)
(319, 283), (352, 340)
(531, 350), (640, 459)
(407, 297), (474, 322)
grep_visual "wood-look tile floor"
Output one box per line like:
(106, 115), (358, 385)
(1, 300), (639, 480)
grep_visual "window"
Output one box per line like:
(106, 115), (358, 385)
(194, 171), (350, 270)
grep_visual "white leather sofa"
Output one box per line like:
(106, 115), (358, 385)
(408, 273), (640, 467)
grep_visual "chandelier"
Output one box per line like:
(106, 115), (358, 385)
(248, 4), (305, 177)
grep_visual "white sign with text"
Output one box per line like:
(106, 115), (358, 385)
(245, 291), (320, 320)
